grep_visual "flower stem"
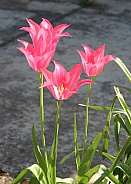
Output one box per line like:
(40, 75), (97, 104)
(39, 72), (48, 167)
(82, 83), (92, 157)
(50, 100), (62, 184)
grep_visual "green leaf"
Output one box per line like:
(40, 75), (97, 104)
(60, 151), (75, 164)
(101, 152), (115, 162)
(114, 116), (120, 154)
(29, 174), (40, 184)
(102, 96), (117, 156)
(12, 164), (47, 184)
(56, 177), (75, 184)
(93, 165), (121, 184)
(117, 162), (131, 178)
(116, 85), (131, 94)
(78, 165), (100, 184)
(78, 132), (102, 181)
(114, 86), (131, 123)
(110, 136), (131, 172)
(32, 124), (49, 179)
(115, 57), (131, 83)
(89, 105), (123, 113)
(125, 156), (131, 166)
(74, 113), (81, 170)
(113, 114), (131, 135)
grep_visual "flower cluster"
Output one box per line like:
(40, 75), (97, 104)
(18, 18), (115, 99)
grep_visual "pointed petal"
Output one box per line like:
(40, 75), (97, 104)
(82, 44), (93, 57)
(94, 44), (105, 63)
(66, 63), (82, 89)
(40, 18), (53, 31)
(103, 55), (116, 65)
(74, 79), (94, 92)
(54, 24), (70, 34)
(26, 18), (39, 32)
(77, 50), (87, 64)
(53, 60), (67, 87)
(41, 68), (53, 82)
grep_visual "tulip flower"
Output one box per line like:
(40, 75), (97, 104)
(40, 61), (94, 100)
(18, 18), (71, 72)
(77, 44), (116, 76)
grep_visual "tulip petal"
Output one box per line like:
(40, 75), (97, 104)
(66, 63), (82, 89)
(53, 60), (67, 87)
(72, 79), (94, 93)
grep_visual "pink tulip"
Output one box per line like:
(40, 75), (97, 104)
(18, 18), (71, 72)
(40, 61), (94, 100)
(77, 44), (116, 76)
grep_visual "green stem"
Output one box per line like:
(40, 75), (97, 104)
(39, 72), (48, 168)
(82, 83), (92, 157)
(50, 100), (62, 184)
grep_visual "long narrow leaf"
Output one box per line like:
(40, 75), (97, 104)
(102, 96), (117, 155)
(114, 87), (131, 123)
(110, 136), (131, 172)
(113, 116), (120, 154)
(115, 57), (131, 83)
(32, 124), (49, 183)
(94, 165), (121, 184)
(116, 85), (131, 94)
(89, 105), (123, 113)
(78, 165), (100, 184)
(78, 132), (102, 181)
(113, 114), (131, 135)
(74, 113), (81, 170)
(12, 164), (47, 184)
(117, 162), (131, 178)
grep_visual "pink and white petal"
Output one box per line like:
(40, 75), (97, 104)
(74, 79), (94, 91)
(26, 18), (39, 32)
(94, 44), (105, 62)
(82, 44), (93, 58)
(40, 18), (53, 31)
(53, 60), (67, 87)
(88, 65), (98, 76)
(41, 68), (53, 82)
(54, 32), (72, 40)
(53, 24), (70, 34)
(66, 63), (82, 89)
(77, 50), (87, 64)
(62, 90), (75, 100)
(103, 55), (116, 65)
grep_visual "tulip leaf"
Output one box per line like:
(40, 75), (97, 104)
(116, 162), (131, 178)
(115, 85), (131, 94)
(115, 57), (131, 83)
(32, 124), (49, 183)
(114, 86), (131, 123)
(114, 114), (131, 135)
(113, 116), (121, 154)
(78, 132), (102, 181)
(78, 165), (100, 184)
(12, 164), (47, 184)
(93, 165), (121, 184)
(29, 174), (39, 184)
(102, 96), (117, 156)
(110, 136), (131, 172)
(89, 105), (124, 114)
(56, 177), (75, 184)
(74, 113), (81, 170)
